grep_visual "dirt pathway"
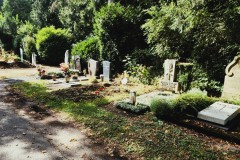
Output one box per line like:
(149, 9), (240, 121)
(0, 79), (117, 160)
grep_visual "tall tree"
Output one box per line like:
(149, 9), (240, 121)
(30, 0), (61, 29)
(58, 0), (104, 42)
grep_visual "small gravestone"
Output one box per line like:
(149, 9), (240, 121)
(75, 56), (81, 71)
(64, 50), (69, 64)
(198, 102), (240, 126)
(88, 59), (99, 77)
(32, 53), (37, 65)
(103, 61), (111, 82)
(20, 48), (24, 62)
(160, 59), (179, 93)
(222, 56), (240, 99)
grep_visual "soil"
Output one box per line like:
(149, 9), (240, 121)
(2, 83), (127, 160)
(0, 61), (34, 69)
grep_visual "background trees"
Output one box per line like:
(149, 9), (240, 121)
(0, 0), (240, 89)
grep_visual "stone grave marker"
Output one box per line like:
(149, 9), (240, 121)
(75, 56), (81, 71)
(222, 55), (240, 99)
(20, 48), (24, 62)
(198, 102), (240, 125)
(64, 50), (69, 64)
(160, 59), (179, 93)
(88, 59), (99, 77)
(103, 61), (111, 82)
(32, 53), (37, 65)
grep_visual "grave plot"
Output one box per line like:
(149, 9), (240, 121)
(198, 102), (240, 126)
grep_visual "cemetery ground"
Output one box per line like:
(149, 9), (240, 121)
(1, 68), (240, 159)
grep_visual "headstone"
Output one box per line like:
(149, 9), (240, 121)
(103, 61), (111, 82)
(197, 102), (240, 125)
(222, 56), (240, 99)
(32, 53), (37, 65)
(64, 50), (69, 64)
(160, 59), (179, 93)
(20, 48), (24, 62)
(75, 56), (81, 71)
(88, 59), (99, 77)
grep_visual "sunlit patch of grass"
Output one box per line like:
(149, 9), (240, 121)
(10, 82), (237, 159)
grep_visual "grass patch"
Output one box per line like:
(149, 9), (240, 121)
(10, 82), (239, 159)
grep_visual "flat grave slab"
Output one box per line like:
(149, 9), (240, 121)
(197, 102), (240, 125)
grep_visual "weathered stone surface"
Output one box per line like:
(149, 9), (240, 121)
(160, 59), (179, 93)
(160, 80), (179, 93)
(197, 102), (240, 125)
(64, 50), (69, 64)
(222, 56), (240, 99)
(163, 59), (178, 82)
(88, 59), (99, 77)
(103, 61), (111, 82)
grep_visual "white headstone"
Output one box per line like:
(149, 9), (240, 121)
(64, 50), (69, 64)
(88, 59), (98, 77)
(32, 53), (37, 65)
(20, 48), (24, 62)
(103, 61), (111, 82)
(198, 102), (240, 125)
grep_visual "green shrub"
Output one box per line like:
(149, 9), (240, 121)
(36, 26), (71, 65)
(94, 3), (147, 73)
(115, 101), (150, 114)
(150, 99), (174, 118)
(174, 92), (215, 116)
(150, 92), (216, 118)
(176, 63), (193, 92)
(23, 35), (36, 59)
(191, 66), (223, 97)
(72, 37), (100, 61)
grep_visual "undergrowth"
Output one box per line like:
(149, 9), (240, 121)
(10, 82), (236, 159)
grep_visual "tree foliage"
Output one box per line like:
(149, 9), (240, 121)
(36, 26), (72, 65)
(142, 0), (240, 83)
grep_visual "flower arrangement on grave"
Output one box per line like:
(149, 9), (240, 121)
(95, 87), (104, 95)
(60, 63), (71, 83)
(60, 63), (70, 75)
(69, 69), (80, 80)
(0, 50), (19, 63)
(37, 65), (46, 77)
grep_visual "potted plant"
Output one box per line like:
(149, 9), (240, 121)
(60, 63), (71, 83)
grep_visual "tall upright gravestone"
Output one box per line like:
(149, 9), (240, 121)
(103, 61), (111, 82)
(32, 53), (37, 66)
(160, 59), (179, 93)
(222, 56), (240, 99)
(20, 48), (24, 62)
(64, 50), (69, 64)
(88, 59), (99, 77)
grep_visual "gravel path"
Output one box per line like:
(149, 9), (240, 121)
(0, 79), (115, 160)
